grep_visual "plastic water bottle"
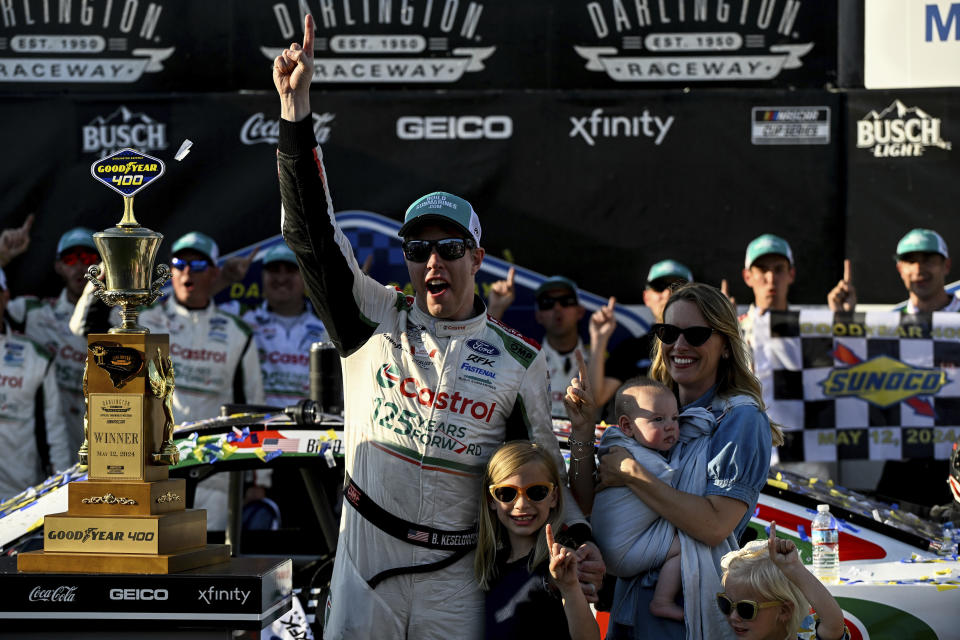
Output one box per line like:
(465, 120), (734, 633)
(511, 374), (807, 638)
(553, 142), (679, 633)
(811, 504), (840, 584)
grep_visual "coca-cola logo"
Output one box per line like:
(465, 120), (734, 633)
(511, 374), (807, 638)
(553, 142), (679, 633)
(29, 585), (78, 602)
(240, 112), (334, 146)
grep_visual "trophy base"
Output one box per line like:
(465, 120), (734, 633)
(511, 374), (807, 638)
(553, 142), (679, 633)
(42, 509), (207, 555)
(68, 478), (186, 516)
(17, 544), (231, 574)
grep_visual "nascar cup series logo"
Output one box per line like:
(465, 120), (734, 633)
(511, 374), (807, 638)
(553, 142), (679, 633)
(261, 0), (494, 83)
(0, 0), (173, 83)
(241, 111), (335, 145)
(576, 0), (813, 82)
(82, 106), (169, 158)
(857, 100), (952, 158)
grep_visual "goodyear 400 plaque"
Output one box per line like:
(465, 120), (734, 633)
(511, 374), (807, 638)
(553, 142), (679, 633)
(90, 147), (165, 198)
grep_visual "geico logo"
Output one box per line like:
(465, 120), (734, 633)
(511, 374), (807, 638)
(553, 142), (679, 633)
(110, 588), (169, 601)
(267, 351), (310, 366)
(60, 344), (86, 362)
(170, 344), (226, 363)
(95, 161), (159, 174)
(399, 378), (496, 422)
(396, 115), (513, 140)
(0, 375), (23, 388)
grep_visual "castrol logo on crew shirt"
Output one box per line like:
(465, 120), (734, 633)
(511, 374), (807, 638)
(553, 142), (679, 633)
(856, 100), (952, 159)
(0, 0), (174, 84)
(260, 0), (495, 84)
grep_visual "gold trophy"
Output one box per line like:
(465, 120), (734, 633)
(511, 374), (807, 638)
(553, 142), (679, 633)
(18, 148), (229, 574)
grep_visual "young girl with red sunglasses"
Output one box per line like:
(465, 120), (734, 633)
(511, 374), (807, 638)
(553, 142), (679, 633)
(475, 441), (599, 640)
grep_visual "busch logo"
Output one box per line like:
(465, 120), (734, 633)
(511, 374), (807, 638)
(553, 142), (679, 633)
(857, 100), (952, 158)
(241, 112), (334, 145)
(570, 108), (674, 146)
(28, 586), (77, 602)
(82, 106), (168, 158)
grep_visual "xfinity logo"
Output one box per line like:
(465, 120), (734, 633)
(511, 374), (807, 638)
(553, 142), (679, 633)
(110, 588), (169, 601)
(570, 108), (674, 146)
(397, 115), (512, 140)
(198, 586), (251, 605)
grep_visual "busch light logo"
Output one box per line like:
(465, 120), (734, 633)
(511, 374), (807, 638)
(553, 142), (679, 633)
(466, 339), (500, 357)
(82, 106), (169, 158)
(857, 100), (952, 158)
(240, 112), (335, 146)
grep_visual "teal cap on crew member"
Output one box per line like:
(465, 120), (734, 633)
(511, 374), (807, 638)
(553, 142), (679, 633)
(398, 191), (482, 245)
(896, 228), (949, 259)
(171, 231), (219, 263)
(646, 259), (693, 285)
(744, 234), (794, 269)
(56, 227), (97, 256)
(262, 243), (297, 266)
(535, 275), (579, 300)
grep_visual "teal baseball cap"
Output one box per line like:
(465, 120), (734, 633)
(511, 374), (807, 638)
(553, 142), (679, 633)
(646, 260), (693, 285)
(398, 191), (482, 245)
(896, 228), (948, 259)
(171, 231), (219, 263)
(535, 275), (578, 300)
(262, 243), (297, 266)
(56, 227), (97, 256)
(744, 234), (794, 269)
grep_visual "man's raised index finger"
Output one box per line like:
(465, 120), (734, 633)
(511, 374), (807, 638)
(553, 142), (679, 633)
(575, 348), (588, 389)
(302, 13), (314, 52)
(843, 259), (852, 284)
(506, 266), (515, 286)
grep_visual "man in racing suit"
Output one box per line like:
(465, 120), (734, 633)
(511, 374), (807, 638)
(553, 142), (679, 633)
(273, 16), (600, 639)
(0, 267), (70, 500)
(7, 227), (99, 457)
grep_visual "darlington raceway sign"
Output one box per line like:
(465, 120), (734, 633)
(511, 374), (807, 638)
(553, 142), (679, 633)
(259, 0), (495, 83)
(575, 0), (821, 83)
(0, 0), (173, 84)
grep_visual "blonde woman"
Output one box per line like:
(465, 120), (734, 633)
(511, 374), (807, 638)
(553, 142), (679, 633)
(566, 283), (782, 640)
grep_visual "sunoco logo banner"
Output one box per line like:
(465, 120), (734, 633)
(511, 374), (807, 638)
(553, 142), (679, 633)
(574, 0), (830, 84)
(260, 0), (495, 84)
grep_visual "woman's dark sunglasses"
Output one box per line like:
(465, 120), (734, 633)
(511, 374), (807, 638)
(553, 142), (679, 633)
(488, 482), (555, 503)
(401, 238), (474, 263)
(171, 257), (212, 272)
(651, 323), (716, 347)
(536, 293), (578, 311)
(715, 593), (781, 620)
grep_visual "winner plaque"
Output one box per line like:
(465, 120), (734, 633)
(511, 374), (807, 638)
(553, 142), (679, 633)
(18, 148), (229, 574)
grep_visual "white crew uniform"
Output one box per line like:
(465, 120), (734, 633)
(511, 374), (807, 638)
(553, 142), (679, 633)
(540, 336), (586, 418)
(0, 328), (70, 500)
(7, 289), (87, 455)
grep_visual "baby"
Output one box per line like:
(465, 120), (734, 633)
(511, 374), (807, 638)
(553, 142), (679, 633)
(592, 377), (685, 621)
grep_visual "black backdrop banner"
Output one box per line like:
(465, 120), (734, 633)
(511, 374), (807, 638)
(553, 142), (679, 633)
(0, 89), (843, 307)
(0, 0), (838, 92)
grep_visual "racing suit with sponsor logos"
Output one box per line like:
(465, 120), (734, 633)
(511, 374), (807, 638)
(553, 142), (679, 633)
(0, 327), (70, 500)
(277, 117), (587, 640)
(7, 289), (87, 455)
(239, 301), (329, 407)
